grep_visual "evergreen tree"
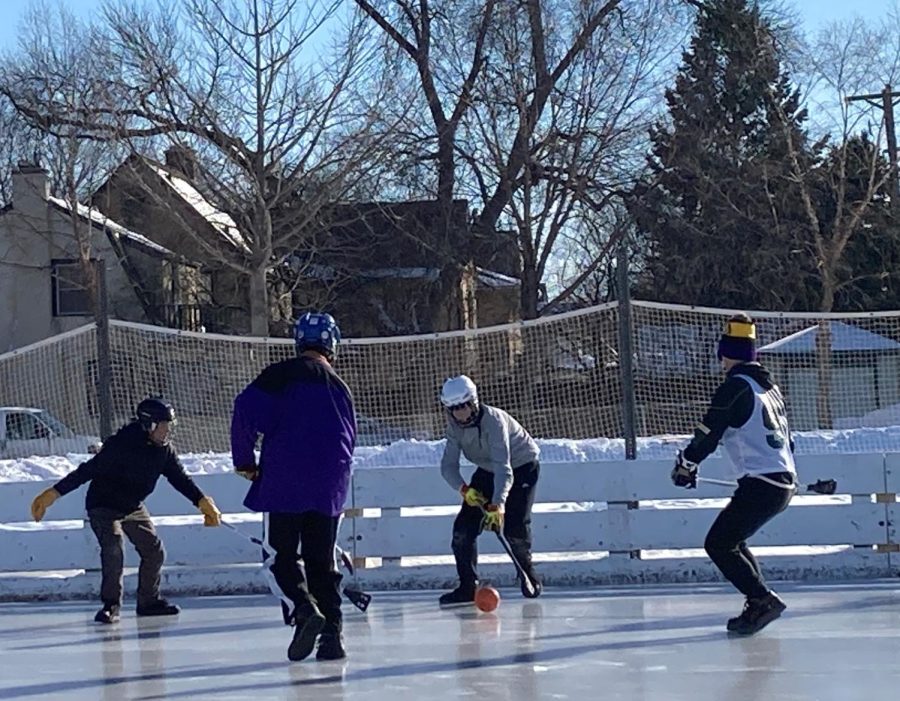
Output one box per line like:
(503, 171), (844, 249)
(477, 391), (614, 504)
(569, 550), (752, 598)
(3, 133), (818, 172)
(629, 0), (816, 309)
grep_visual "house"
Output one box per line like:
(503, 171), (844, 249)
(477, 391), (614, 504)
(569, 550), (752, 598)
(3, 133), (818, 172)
(92, 149), (523, 337)
(91, 148), (252, 334)
(0, 163), (204, 353)
(758, 321), (900, 431)
(291, 199), (522, 337)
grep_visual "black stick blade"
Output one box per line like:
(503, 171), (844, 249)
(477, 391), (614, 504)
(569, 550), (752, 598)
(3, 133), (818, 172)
(808, 479), (837, 495)
(343, 586), (371, 612)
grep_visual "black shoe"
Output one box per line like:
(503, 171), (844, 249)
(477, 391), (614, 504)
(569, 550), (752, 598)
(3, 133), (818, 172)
(136, 599), (180, 617)
(439, 585), (476, 607)
(288, 604), (326, 662)
(316, 631), (347, 660)
(94, 604), (120, 624)
(727, 592), (786, 636)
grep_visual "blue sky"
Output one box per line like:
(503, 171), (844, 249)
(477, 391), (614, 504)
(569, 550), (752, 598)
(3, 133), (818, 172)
(0, 0), (891, 51)
(794, 0), (889, 29)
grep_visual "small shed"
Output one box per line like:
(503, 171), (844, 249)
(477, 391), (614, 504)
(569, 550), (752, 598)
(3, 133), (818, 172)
(758, 321), (900, 431)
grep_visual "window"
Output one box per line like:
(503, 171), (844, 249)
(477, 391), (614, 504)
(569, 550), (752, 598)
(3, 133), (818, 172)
(51, 259), (93, 316)
(5, 412), (50, 440)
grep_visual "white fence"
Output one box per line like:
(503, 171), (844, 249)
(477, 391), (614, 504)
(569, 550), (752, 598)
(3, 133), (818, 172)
(1, 454), (898, 600)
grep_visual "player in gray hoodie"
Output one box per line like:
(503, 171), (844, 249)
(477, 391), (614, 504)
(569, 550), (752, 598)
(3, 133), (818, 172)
(438, 375), (541, 605)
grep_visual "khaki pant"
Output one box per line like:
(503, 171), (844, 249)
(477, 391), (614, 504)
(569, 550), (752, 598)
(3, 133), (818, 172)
(88, 505), (165, 608)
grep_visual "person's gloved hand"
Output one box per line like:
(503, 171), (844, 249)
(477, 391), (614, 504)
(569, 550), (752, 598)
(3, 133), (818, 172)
(31, 487), (60, 522)
(235, 464), (259, 481)
(460, 484), (486, 507)
(198, 496), (222, 527)
(671, 451), (698, 489)
(481, 504), (504, 532)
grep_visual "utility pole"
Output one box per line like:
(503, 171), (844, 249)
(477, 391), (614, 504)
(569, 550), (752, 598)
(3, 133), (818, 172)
(846, 84), (900, 213)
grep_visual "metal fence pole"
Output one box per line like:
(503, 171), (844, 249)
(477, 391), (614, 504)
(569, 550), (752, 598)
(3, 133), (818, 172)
(95, 260), (113, 440)
(616, 236), (637, 460)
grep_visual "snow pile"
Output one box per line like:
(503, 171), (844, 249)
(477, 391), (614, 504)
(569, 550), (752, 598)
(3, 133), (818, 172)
(1, 425), (899, 484)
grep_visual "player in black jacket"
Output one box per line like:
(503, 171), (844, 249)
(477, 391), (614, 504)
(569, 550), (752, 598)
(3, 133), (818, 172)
(30, 398), (222, 624)
(671, 314), (797, 636)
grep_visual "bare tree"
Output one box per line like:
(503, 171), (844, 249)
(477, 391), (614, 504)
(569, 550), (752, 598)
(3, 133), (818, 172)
(4, 0), (401, 335)
(459, 0), (687, 317)
(0, 3), (126, 317)
(355, 1), (692, 321)
(775, 12), (900, 313)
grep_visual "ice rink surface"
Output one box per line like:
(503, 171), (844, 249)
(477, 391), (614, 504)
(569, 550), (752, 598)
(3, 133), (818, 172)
(1, 582), (898, 700)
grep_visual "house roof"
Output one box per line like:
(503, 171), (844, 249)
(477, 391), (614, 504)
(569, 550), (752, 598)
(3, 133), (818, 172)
(475, 267), (519, 288)
(298, 264), (519, 286)
(758, 321), (900, 354)
(143, 162), (248, 252)
(48, 197), (176, 258)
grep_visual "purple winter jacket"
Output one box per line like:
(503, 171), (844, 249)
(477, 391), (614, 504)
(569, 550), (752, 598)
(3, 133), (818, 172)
(231, 355), (356, 516)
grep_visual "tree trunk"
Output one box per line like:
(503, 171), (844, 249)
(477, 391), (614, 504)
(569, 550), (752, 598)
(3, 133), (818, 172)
(520, 264), (540, 320)
(815, 320), (833, 430)
(249, 267), (269, 336)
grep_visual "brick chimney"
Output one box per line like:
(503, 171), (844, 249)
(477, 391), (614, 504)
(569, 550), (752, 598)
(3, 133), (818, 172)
(164, 145), (198, 180)
(12, 162), (50, 212)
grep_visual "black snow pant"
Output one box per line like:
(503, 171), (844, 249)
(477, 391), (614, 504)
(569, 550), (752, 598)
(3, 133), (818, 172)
(704, 473), (794, 599)
(452, 461), (539, 589)
(264, 511), (343, 633)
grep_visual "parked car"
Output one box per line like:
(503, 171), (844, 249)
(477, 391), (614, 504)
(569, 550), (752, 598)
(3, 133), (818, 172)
(355, 414), (430, 447)
(0, 407), (101, 459)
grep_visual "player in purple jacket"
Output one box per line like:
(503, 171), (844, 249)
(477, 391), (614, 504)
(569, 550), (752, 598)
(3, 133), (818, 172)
(231, 312), (356, 662)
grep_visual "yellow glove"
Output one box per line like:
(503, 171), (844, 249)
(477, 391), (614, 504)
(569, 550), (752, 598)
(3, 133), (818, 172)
(460, 484), (486, 508)
(31, 487), (60, 522)
(481, 504), (504, 532)
(198, 495), (222, 527)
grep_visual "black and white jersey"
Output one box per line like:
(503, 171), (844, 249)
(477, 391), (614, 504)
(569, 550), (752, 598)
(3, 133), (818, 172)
(720, 373), (796, 480)
(683, 362), (796, 481)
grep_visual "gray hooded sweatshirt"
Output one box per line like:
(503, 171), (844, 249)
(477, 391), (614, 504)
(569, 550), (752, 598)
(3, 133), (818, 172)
(440, 404), (540, 506)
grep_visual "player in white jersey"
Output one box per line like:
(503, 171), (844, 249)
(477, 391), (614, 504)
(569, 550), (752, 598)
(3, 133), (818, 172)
(671, 313), (796, 635)
(438, 375), (542, 606)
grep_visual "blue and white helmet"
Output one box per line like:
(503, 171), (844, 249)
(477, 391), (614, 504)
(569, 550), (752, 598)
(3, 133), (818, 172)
(294, 312), (341, 359)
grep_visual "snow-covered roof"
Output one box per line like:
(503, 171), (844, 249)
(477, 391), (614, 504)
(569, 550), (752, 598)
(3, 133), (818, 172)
(298, 266), (520, 286)
(362, 267), (441, 281)
(475, 267), (519, 288)
(145, 163), (249, 251)
(48, 197), (175, 257)
(758, 321), (900, 354)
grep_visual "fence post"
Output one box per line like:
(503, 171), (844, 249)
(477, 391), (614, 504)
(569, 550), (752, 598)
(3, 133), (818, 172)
(95, 260), (113, 440)
(616, 236), (637, 460)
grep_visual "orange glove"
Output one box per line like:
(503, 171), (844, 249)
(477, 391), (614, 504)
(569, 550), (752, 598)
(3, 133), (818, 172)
(31, 487), (60, 522)
(481, 503), (504, 532)
(198, 496), (222, 527)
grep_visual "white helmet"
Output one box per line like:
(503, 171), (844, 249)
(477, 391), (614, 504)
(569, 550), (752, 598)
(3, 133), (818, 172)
(441, 375), (478, 408)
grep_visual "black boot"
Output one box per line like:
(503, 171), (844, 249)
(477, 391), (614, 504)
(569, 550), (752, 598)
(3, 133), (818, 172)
(288, 602), (326, 662)
(316, 624), (346, 661)
(439, 583), (477, 607)
(136, 599), (180, 617)
(727, 592), (786, 636)
(94, 604), (120, 624)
